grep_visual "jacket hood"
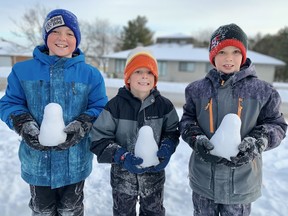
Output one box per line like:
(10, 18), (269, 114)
(206, 58), (257, 88)
(33, 45), (85, 67)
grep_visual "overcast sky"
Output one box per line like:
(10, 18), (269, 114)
(1, 0), (288, 43)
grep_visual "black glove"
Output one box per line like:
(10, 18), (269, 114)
(193, 135), (223, 163)
(11, 113), (49, 151)
(114, 148), (148, 174)
(230, 137), (268, 166)
(150, 139), (175, 172)
(56, 114), (95, 150)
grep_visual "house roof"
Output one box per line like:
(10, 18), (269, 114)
(104, 43), (285, 66)
(0, 41), (32, 57)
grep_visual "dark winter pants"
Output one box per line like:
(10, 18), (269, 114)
(192, 192), (251, 216)
(29, 181), (85, 216)
(112, 188), (165, 216)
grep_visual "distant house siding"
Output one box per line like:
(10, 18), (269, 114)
(253, 64), (275, 83)
(0, 78), (7, 90)
(13, 56), (31, 64)
(106, 58), (277, 84)
(0, 56), (11, 67)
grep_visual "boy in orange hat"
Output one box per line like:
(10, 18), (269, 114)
(90, 47), (180, 215)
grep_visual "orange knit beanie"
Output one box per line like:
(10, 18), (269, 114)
(124, 47), (158, 87)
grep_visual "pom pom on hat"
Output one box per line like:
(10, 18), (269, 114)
(124, 47), (158, 87)
(209, 23), (248, 66)
(42, 9), (81, 49)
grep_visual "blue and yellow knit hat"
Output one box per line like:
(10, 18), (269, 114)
(42, 9), (81, 49)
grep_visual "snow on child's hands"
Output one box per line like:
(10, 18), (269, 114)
(11, 113), (49, 151)
(150, 140), (175, 172)
(230, 137), (268, 166)
(114, 148), (148, 174)
(195, 135), (223, 163)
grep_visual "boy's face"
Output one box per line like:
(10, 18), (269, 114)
(128, 67), (155, 100)
(214, 46), (243, 74)
(47, 26), (76, 58)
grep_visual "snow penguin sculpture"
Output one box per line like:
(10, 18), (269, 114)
(210, 113), (241, 160)
(134, 125), (160, 167)
(39, 103), (67, 146)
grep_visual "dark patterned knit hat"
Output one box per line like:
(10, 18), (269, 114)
(42, 9), (81, 49)
(209, 23), (248, 66)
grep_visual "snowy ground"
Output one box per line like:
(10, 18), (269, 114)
(1, 86), (288, 215)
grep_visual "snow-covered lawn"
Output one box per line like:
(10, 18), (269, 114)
(0, 102), (287, 215)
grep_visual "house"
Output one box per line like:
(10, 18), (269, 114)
(0, 40), (32, 90)
(0, 40), (32, 66)
(103, 35), (285, 84)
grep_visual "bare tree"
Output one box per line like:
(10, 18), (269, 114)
(2, 4), (121, 71)
(80, 19), (121, 70)
(7, 4), (49, 51)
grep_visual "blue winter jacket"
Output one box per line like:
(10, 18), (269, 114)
(0, 45), (108, 188)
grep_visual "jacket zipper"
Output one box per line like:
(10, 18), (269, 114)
(205, 98), (214, 133)
(237, 98), (243, 117)
(206, 97), (243, 134)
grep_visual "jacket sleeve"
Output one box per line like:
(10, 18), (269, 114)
(83, 68), (108, 120)
(248, 88), (287, 151)
(0, 68), (30, 129)
(160, 106), (180, 152)
(179, 85), (205, 148)
(90, 108), (121, 163)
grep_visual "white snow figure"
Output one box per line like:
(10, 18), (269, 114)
(39, 103), (67, 146)
(134, 125), (160, 167)
(210, 113), (241, 160)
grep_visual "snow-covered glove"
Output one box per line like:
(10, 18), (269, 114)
(150, 140), (175, 172)
(11, 113), (49, 151)
(230, 137), (268, 167)
(56, 114), (95, 150)
(194, 135), (223, 163)
(114, 148), (148, 174)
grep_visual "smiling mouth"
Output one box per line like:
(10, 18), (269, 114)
(56, 44), (68, 48)
(224, 64), (234, 68)
(138, 82), (150, 85)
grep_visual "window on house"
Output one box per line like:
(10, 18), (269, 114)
(206, 63), (214, 73)
(115, 59), (126, 74)
(0, 56), (12, 67)
(158, 61), (167, 77)
(179, 62), (195, 72)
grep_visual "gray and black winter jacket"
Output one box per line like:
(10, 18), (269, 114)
(90, 86), (179, 197)
(180, 58), (287, 204)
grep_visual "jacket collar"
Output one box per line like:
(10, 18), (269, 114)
(33, 45), (85, 67)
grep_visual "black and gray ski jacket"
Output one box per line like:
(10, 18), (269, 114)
(90, 86), (179, 197)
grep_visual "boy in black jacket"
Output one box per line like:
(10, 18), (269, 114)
(90, 47), (180, 215)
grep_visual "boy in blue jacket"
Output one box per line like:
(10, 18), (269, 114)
(179, 23), (287, 215)
(0, 9), (108, 215)
(90, 47), (180, 216)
